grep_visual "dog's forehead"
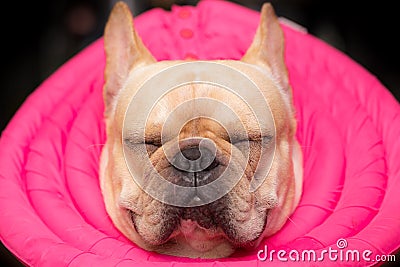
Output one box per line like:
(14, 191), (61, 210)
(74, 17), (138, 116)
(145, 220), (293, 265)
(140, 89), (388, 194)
(123, 60), (280, 94)
(119, 60), (286, 138)
(120, 60), (284, 106)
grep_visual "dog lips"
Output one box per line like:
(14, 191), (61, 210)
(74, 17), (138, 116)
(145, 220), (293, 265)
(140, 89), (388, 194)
(179, 219), (221, 242)
(180, 219), (198, 235)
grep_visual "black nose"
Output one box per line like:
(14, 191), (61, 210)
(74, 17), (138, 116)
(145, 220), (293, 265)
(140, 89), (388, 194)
(181, 146), (201, 161)
(172, 146), (219, 186)
(173, 146), (218, 172)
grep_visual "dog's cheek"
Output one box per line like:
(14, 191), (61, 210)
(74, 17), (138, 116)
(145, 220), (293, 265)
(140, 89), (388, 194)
(131, 199), (181, 245)
(235, 140), (272, 183)
(217, 195), (267, 244)
(259, 142), (297, 236)
(229, 190), (253, 222)
(109, 141), (143, 209)
(100, 144), (121, 221)
(247, 141), (262, 178)
(275, 140), (297, 211)
(275, 140), (294, 189)
(254, 154), (279, 208)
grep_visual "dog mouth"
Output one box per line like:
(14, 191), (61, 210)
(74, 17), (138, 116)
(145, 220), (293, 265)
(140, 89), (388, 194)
(127, 200), (268, 248)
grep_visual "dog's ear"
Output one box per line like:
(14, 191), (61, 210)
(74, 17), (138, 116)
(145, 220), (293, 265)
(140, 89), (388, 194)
(242, 3), (289, 92)
(103, 1), (156, 116)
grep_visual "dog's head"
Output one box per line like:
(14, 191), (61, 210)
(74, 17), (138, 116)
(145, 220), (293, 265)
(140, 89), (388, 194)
(100, 2), (302, 258)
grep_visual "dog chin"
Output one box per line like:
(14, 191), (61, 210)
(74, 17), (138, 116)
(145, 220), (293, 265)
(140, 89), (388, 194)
(140, 219), (236, 258)
(172, 220), (230, 253)
(126, 205), (266, 258)
(157, 236), (236, 259)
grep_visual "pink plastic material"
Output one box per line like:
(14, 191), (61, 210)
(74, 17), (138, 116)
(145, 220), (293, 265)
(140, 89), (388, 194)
(1, 0), (399, 266)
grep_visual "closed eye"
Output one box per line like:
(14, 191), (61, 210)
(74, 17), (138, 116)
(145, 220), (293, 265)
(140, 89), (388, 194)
(123, 138), (135, 148)
(232, 135), (273, 145)
(123, 138), (161, 155)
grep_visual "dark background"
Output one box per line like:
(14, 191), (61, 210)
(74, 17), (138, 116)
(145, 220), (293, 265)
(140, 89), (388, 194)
(0, 0), (399, 266)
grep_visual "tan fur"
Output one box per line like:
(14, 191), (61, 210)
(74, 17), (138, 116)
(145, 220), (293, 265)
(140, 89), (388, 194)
(100, 1), (303, 258)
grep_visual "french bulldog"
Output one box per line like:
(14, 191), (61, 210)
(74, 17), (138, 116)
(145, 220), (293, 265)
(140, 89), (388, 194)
(99, 1), (303, 258)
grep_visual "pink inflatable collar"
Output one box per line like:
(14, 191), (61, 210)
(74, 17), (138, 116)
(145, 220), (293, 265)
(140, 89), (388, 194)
(1, 0), (400, 266)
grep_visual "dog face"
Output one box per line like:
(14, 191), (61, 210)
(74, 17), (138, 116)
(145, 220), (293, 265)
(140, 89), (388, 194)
(100, 2), (303, 258)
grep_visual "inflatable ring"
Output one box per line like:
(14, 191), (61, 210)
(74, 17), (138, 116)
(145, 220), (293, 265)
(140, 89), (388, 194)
(1, 0), (399, 266)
